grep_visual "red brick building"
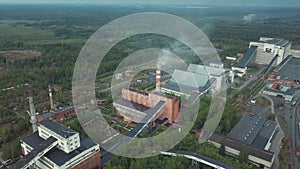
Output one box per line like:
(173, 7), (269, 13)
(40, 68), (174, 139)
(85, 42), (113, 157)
(116, 88), (179, 123)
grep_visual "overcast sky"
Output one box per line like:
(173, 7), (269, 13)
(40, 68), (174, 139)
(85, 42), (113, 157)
(1, 0), (300, 7)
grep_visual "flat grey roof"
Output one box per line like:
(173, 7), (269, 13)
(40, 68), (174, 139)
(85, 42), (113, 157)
(162, 78), (213, 96)
(19, 132), (98, 167)
(210, 134), (275, 162)
(264, 88), (293, 96)
(44, 136), (97, 166)
(227, 115), (277, 149)
(39, 120), (78, 138)
(21, 132), (45, 149)
(277, 56), (300, 80)
(114, 98), (150, 112)
(171, 70), (210, 88)
(264, 38), (290, 47)
(10, 137), (57, 169)
(163, 81), (199, 95)
(233, 46), (257, 68)
(187, 64), (225, 76)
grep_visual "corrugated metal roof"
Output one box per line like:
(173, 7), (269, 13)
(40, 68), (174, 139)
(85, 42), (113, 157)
(171, 70), (210, 88)
(227, 115), (277, 149)
(187, 64), (225, 76)
(233, 46), (257, 68)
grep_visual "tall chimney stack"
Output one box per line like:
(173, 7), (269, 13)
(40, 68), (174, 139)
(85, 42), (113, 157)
(156, 68), (161, 92)
(28, 96), (37, 133)
(48, 85), (54, 109)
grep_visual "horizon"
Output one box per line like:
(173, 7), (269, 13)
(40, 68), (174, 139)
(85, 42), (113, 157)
(0, 0), (300, 8)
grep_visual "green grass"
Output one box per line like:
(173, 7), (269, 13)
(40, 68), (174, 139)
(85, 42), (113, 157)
(0, 22), (54, 40)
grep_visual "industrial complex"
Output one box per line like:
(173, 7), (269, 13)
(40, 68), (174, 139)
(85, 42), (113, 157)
(7, 35), (300, 169)
(231, 37), (292, 78)
(9, 98), (101, 169)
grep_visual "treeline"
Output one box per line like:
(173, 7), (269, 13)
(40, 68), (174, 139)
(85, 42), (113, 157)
(0, 118), (30, 160)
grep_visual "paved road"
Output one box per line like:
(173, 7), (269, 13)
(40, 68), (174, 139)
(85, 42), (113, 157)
(267, 90), (300, 169)
(263, 95), (285, 169)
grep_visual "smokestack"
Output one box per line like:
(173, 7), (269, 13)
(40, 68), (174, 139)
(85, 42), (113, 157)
(28, 96), (37, 133)
(48, 85), (54, 109)
(156, 68), (161, 92)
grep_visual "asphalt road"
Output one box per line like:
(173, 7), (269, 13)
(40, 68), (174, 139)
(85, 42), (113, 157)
(271, 90), (300, 169)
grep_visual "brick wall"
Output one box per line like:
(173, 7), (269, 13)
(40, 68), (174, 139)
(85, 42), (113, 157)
(71, 150), (101, 169)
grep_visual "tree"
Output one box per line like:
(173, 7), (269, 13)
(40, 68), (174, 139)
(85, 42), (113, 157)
(239, 149), (249, 162)
(219, 144), (226, 156)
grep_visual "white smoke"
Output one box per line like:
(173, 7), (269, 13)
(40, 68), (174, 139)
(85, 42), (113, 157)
(243, 14), (256, 23)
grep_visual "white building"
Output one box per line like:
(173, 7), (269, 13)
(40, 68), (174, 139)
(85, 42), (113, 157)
(250, 37), (291, 66)
(161, 63), (226, 97)
(11, 120), (101, 169)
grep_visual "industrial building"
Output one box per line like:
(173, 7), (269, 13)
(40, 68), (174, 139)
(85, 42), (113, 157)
(231, 37), (291, 78)
(161, 63), (223, 97)
(9, 97), (101, 169)
(231, 46), (257, 77)
(37, 85), (77, 122)
(209, 134), (275, 169)
(114, 88), (179, 124)
(209, 114), (278, 169)
(262, 88), (293, 102)
(268, 55), (300, 85)
(10, 120), (101, 169)
(114, 67), (181, 124)
(37, 105), (77, 122)
(250, 37), (291, 66)
(227, 115), (278, 151)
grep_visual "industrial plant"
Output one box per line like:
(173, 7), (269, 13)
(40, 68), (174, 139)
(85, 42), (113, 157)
(9, 97), (101, 169)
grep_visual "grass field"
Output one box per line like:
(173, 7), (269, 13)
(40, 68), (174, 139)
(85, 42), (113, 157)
(0, 50), (41, 60)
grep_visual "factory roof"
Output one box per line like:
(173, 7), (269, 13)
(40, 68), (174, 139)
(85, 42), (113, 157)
(10, 137), (57, 169)
(128, 88), (149, 96)
(21, 132), (45, 149)
(233, 46), (257, 68)
(19, 133), (97, 167)
(114, 98), (150, 112)
(170, 70), (210, 88)
(263, 38), (290, 47)
(39, 120), (78, 138)
(209, 134), (274, 162)
(41, 112), (53, 119)
(162, 81), (199, 95)
(44, 136), (98, 166)
(263, 88), (293, 96)
(151, 91), (177, 100)
(227, 115), (277, 149)
(52, 105), (76, 114)
(276, 55), (293, 69)
(187, 64), (225, 77)
(277, 56), (300, 80)
(162, 77), (213, 96)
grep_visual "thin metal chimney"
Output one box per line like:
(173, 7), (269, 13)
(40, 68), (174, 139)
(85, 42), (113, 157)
(27, 96), (37, 133)
(48, 85), (54, 109)
(156, 68), (161, 92)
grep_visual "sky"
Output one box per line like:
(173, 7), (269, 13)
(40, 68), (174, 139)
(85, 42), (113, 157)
(0, 0), (300, 7)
